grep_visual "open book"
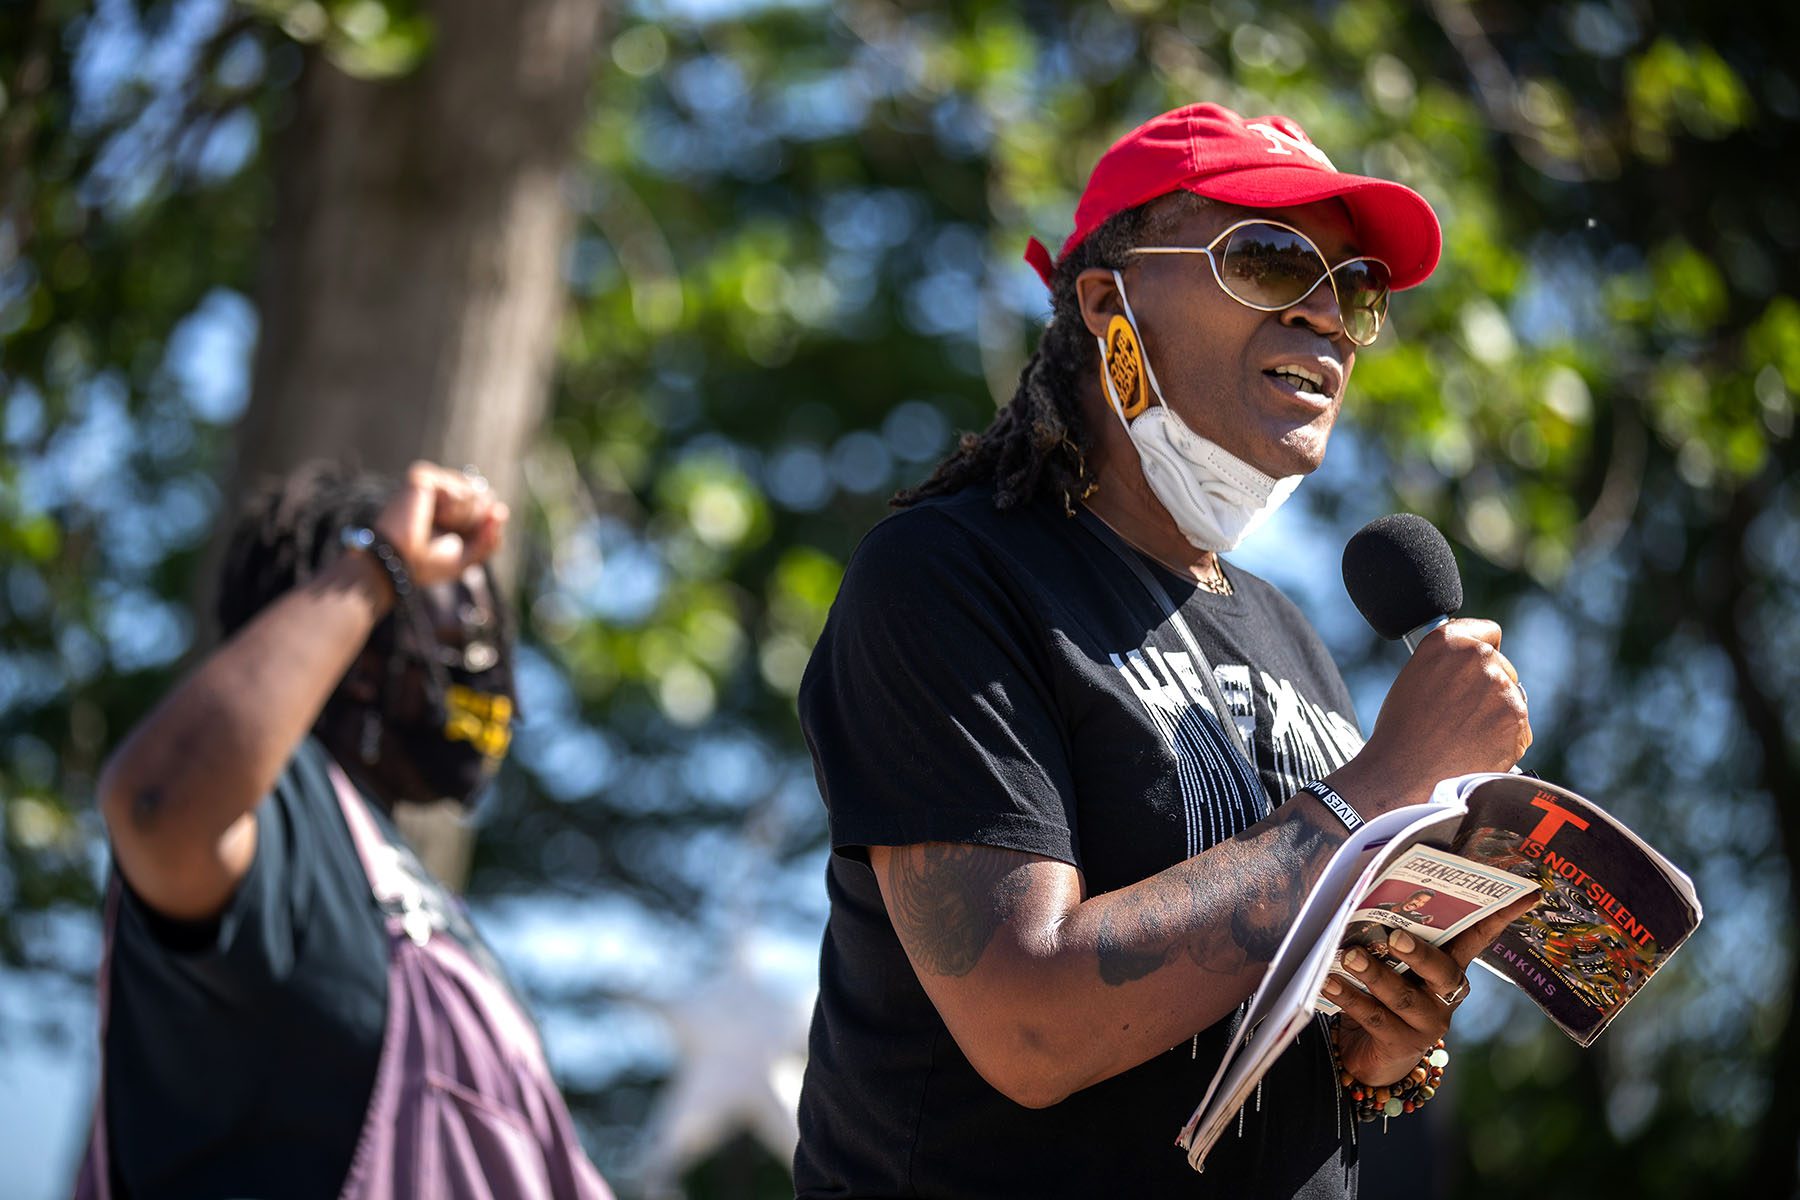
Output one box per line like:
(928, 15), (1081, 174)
(1175, 771), (1702, 1173)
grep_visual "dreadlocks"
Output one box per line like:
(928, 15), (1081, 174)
(894, 192), (1211, 513)
(215, 460), (518, 720)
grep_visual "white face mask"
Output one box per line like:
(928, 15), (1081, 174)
(1095, 270), (1303, 552)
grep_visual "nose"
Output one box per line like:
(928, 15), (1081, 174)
(1279, 277), (1349, 343)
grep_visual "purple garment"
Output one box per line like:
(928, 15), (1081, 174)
(77, 765), (613, 1200)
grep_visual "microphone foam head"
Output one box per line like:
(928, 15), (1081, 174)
(1341, 513), (1463, 640)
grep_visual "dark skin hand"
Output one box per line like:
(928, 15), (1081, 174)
(1326, 891), (1543, 1071)
(869, 196), (1531, 1108)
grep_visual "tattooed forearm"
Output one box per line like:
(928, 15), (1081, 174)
(130, 785), (168, 829)
(1226, 895), (1290, 964)
(1096, 906), (1172, 985)
(1198, 805), (1340, 969)
(1264, 803), (1336, 873)
(1092, 803), (1344, 987)
(885, 843), (1030, 977)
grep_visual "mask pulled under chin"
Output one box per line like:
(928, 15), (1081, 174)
(1124, 405), (1302, 551)
(1100, 270), (1304, 553)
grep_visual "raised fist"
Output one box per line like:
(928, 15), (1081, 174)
(371, 461), (509, 589)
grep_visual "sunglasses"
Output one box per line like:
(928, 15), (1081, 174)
(1132, 219), (1391, 347)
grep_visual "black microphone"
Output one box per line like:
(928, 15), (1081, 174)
(1343, 513), (1534, 776)
(1341, 513), (1463, 653)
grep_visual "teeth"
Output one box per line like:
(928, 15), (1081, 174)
(1273, 365), (1326, 391)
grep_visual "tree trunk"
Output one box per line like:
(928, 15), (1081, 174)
(224, 0), (605, 884)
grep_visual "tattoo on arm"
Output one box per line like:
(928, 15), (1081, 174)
(884, 844), (1029, 978)
(1189, 806), (1338, 972)
(1226, 898), (1290, 966)
(1093, 803), (1341, 987)
(1096, 905), (1172, 985)
(130, 785), (167, 829)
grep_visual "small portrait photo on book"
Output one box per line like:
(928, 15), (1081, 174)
(1355, 881), (1476, 933)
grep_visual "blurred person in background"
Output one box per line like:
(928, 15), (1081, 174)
(794, 103), (1537, 1198)
(80, 460), (611, 1199)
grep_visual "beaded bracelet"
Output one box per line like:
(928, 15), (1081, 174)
(1330, 1022), (1448, 1127)
(339, 525), (412, 605)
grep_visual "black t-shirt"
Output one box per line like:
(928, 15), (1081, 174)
(103, 737), (502, 1198)
(794, 485), (1367, 1200)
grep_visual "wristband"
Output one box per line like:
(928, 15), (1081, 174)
(1298, 780), (1363, 834)
(339, 525), (412, 604)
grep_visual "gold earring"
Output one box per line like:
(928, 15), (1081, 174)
(1101, 314), (1150, 420)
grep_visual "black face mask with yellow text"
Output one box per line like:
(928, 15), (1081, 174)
(388, 674), (514, 806)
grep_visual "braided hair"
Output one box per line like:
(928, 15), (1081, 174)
(215, 460), (518, 720)
(894, 192), (1210, 512)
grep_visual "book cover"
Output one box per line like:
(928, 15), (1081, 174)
(1175, 771), (1702, 1172)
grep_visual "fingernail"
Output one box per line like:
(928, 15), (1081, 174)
(1324, 977), (1343, 996)
(1343, 949), (1367, 971)
(1390, 930), (1415, 952)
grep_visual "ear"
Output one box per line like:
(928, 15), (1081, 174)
(1075, 267), (1127, 340)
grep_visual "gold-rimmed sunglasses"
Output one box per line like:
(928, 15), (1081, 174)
(1132, 218), (1392, 347)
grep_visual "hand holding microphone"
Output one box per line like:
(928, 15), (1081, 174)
(1338, 514), (1532, 809)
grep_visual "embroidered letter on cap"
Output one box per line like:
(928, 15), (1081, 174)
(1244, 120), (1336, 170)
(1299, 780), (1363, 833)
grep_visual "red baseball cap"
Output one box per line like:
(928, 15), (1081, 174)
(1025, 103), (1442, 292)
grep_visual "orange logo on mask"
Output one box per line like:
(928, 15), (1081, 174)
(1103, 315), (1150, 419)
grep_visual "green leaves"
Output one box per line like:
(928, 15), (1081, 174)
(1627, 38), (1754, 158)
(1746, 296), (1800, 398)
(239, 0), (433, 78)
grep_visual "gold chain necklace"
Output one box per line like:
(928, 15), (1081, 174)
(1085, 505), (1234, 595)
(1194, 558), (1234, 596)
(1136, 534), (1233, 595)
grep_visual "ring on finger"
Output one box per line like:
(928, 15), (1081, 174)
(461, 463), (489, 491)
(1437, 977), (1470, 1006)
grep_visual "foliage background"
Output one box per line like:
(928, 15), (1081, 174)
(3, 0), (1796, 1196)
